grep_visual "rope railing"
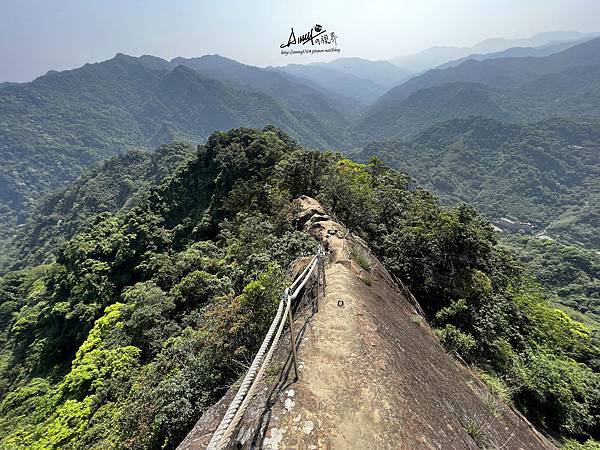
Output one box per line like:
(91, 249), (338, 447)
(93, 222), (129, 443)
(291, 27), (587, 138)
(206, 245), (327, 450)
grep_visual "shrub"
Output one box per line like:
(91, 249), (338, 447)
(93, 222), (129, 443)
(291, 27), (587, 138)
(350, 248), (372, 271)
(437, 324), (476, 358)
(478, 372), (513, 404)
(563, 439), (600, 450)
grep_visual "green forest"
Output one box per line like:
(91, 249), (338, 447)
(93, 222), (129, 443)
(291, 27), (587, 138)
(1, 31), (600, 450)
(0, 53), (355, 253)
(502, 236), (600, 328)
(360, 116), (600, 250)
(0, 128), (598, 448)
(0, 143), (196, 273)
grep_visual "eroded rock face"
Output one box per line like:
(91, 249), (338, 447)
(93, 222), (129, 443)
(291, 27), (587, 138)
(294, 196), (327, 229)
(179, 196), (556, 450)
(294, 196), (351, 264)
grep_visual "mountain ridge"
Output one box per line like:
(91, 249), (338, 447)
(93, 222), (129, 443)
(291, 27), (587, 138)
(359, 115), (600, 250)
(357, 37), (600, 140)
(0, 52), (357, 251)
(389, 30), (600, 72)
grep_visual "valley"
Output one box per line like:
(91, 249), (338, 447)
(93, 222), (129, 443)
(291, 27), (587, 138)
(1, 21), (599, 449)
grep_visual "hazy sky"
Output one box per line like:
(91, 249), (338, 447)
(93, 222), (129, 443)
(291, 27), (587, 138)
(1, 0), (599, 82)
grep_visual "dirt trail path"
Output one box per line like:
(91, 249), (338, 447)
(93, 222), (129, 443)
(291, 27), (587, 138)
(261, 261), (404, 449)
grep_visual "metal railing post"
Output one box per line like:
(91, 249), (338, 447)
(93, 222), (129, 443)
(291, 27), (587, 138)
(286, 289), (299, 381)
(321, 254), (327, 294)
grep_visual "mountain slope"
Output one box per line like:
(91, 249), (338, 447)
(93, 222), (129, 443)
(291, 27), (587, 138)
(273, 63), (387, 105)
(1, 128), (598, 448)
(170, 54), (361, 117)
(390, 31), (599, 72)
(312, 57), (412, 88)
(0, 53), (355, 250)
(436, 37), (594, 70)
(359, 116), (600, 249)
(182, 199), (555, 449)
(0, 143), (196, 273)
(357, 82), (516, 139)
(358, 38), (600, 140)
(502, 235), (600, 328)
(378, 37), (600, 106)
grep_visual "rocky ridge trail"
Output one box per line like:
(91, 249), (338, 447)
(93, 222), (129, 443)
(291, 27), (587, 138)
(179, 196), (556, 450)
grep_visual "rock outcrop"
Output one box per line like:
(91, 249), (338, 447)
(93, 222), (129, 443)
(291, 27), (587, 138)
(179, 197), (556, 450)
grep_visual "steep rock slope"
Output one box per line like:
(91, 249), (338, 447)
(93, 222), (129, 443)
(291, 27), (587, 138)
(180, 197), (556, 449)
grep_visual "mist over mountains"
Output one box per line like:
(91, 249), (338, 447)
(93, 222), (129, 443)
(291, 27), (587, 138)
(2, 25), (600, 449)
(358, 37), (600, 140)
(389, 30), (600, 72)
(2, 31), (600, 255)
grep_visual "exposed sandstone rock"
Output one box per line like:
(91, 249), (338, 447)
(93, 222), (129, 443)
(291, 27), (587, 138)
(179, 196), (557, 450)
(294, 195), (327, 228)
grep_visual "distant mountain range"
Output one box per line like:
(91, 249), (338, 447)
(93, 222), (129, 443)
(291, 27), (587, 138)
(359, 116), (600, 249)
(0, 53), (360, 244)
(1, 143), (196, 272)
(435, 37), (598, 70)
(273, 57), (412, 105)
(312, 57), (413, 88)
(358, 37), (600, 140)
(389, 31), (600, 72)
(2, 31), (600, 260)
(271, 63), (387, 105)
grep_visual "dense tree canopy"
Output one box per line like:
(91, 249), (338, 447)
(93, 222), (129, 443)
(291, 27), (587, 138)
(360, 116), (600, 250)
(0, 127), (598, 448)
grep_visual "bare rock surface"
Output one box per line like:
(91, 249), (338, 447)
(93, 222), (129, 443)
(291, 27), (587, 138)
(179, 197), (556, 450)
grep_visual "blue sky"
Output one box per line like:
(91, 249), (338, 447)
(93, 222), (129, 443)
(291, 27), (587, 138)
(1, 0), (599, 82)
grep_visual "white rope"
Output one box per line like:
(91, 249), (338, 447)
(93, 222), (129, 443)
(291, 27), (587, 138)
(289, 257), (318, 300)
(215, 290), (294, 448)
(206, 247), (323, 449)
(290, 255), (318, 292)
(206, 298), (286, 449)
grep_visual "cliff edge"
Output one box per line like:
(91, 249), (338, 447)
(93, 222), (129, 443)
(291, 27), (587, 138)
(179, 196), (556, 450)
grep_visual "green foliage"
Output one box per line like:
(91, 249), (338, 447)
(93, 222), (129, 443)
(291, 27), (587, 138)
(563, 439), (600, 450)
(0, 128), (313, 449)
(478, 372), (512, 404)
(437, 324), (477, 358)
(350, 248), (372, 271)
(463, 415), (487, 448)
(514, 349), (600, 437)
(502, 235), (600, 327)
(435, 298), (469, 325)
(61, 303), (140, 399)
(360, 116), (600, 250)
(0, 143), (196, 274)
(0, 54), (357, 268)
(0, 126), (598, 447)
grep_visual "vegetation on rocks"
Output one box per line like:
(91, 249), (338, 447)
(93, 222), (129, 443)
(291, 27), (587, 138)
(0, 127), (598, 448)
